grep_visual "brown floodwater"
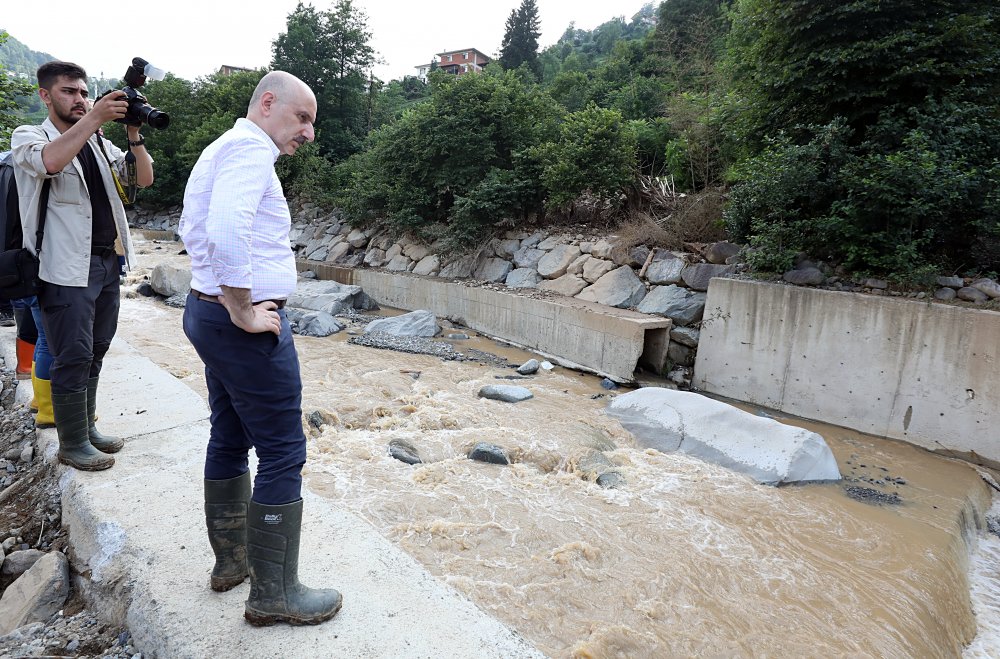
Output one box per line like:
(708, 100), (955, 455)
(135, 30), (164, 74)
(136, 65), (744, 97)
(118, 235), (1000, 658)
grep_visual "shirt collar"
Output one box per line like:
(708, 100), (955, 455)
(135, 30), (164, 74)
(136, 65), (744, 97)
(235, 118), (281, 162)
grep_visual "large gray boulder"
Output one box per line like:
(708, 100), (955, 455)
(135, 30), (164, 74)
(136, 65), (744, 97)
(288, 280), (365, 315)
(645, 256), (685, 285)
(286, 309), (345, 337)
(512, 247), (545, 270)
(505, 268), (542, 289)
(365, 310), (438, 337)
(539, 274), (588, 297)
(473, 258), (514, 283)
(0, 551), (70, 635)
(581, 257), (615, 284)
(385, 255), (413, 272)
(0, 549), (45, 589)
(636, 285), (706, 326)
(478, 385), (533, 403)
(607, 388), (841, 485)
(440, 253), (482, 279)
(537, 245), (582, 279)
(150, 263), (192, 297)
(681, 263), (736, 291)
(412, 255), (441, 276)
(577, 266), (647, 308)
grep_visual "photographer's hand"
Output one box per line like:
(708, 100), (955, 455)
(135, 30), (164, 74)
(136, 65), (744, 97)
(41, 90), (128, 175)
(91, 90), (129, 124)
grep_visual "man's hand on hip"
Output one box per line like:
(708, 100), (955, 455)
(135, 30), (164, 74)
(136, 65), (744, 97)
(218, 286), (281, 336)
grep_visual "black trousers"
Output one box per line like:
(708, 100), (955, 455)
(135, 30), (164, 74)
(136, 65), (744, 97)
(38, 253), (120, 395)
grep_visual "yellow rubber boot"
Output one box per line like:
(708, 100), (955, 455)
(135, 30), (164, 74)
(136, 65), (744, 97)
(32, 364), (55, 429)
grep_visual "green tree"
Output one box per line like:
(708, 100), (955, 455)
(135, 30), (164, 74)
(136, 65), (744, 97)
(272, 0), (375, 160)
(0, 33), (36, 150)
(538, 104), (638, 211)
(499, 0), (542, 80)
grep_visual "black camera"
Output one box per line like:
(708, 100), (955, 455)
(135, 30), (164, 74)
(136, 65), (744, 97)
(99, 57), (170, 130)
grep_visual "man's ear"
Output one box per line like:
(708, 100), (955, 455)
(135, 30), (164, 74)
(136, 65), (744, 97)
(38, 88), (51, 106)
(260, 91), (276, 117)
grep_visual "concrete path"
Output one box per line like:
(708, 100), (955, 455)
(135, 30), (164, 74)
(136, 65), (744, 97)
(2, 328), (542, 658)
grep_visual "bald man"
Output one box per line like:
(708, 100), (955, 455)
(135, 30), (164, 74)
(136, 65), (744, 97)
(179, 71), (342, 626)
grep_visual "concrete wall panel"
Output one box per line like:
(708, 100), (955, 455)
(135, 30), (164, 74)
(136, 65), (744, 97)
(694, 279), (1000, 464)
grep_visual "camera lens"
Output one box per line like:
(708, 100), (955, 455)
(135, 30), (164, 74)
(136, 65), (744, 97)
(146, 109), (170, 130)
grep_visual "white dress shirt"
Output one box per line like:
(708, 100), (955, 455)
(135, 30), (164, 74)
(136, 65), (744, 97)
(179, 118), (296, 301)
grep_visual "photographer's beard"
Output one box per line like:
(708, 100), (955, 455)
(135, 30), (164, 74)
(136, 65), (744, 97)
(49, 97), (87, 126)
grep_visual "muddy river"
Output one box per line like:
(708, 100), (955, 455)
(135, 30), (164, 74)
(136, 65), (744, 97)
(117, 235), (1000, 658)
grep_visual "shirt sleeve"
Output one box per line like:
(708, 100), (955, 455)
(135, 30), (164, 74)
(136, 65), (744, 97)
(205, 136), (276, 289)
(10, 126), (57, 179)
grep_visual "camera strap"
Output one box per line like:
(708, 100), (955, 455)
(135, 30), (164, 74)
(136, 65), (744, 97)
(94, 133), (136, 209)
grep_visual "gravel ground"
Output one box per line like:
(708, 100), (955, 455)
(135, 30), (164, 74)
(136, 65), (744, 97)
(0, 367), (139, 659)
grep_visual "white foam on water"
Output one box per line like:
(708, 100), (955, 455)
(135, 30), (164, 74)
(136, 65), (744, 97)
(964, 496), (1000, 659)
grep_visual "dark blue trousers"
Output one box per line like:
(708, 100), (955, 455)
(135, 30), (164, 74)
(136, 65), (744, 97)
(182, 293), (306, 505)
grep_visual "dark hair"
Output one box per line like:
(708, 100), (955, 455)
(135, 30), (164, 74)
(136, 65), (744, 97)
(37, 61), (88, 90)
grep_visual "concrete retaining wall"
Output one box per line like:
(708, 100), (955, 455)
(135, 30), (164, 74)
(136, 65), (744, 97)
(301, 263), (671, 382)
(693, 278), (1000, 466)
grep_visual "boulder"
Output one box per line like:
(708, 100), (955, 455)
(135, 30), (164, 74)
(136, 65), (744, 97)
(537, 245), (582, 279)
(363, 248), (387, 268)
(539, 274), (588, 297)
(681, 263), (736, 291)
(606, 389), (841, 485)
(934, 287), (957, 301)
(0, 549), (45, 589)
(385, 255), (413, 272)
(306, 245), (329, 261)
(288, 280), (365, 315)
(440, 253), (482, 279)
(286, 309), (345, 337)
(783, 267), (826, 286)
(389, 439), (422, 465)
(365, 310), (438, 337)
(0, 551), (70, 635)
(936, 276), (964, 289)
(590, 238), (616, 259)
(582, 257), (615, 283)
(473, 258), (514, 283)
(347, 228), (370, 249)
(972, 278), (1000, 299)
(958, 287), (988, 303)
(324, 242), (351, 263)
(705, 242), (741, 265)
(645, 257), (685, 285)
(468, 442), (511, 465)
(516, 359), (540, 375)
(385, 243), (403, 261)
(566, 254), (590, 276)
(494, 239), (521, 259)
(512, 247), (546, 270)
(478, 385), (533, 403)
(403, 244), (430, 261)
(536, 236), (563, 250)
(667, 341), (696, 367)
(505, 268), (542, 289)
(637, 285), (706, 326)
(412, 255), (441, 276)
(577, 266), (647, 308)
(670, 327), (700, 348)
(150, 264), (191, 297)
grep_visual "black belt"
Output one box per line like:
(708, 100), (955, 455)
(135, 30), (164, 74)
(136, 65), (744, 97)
(91, 245), (116, 257)
(190, 289), (286, 309)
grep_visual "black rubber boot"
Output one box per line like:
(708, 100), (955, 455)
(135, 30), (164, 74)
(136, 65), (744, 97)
(87, 377), (124, 453)
(205, 472), (251, 592)
(52, 390), (115, 471)
(244, 499), (343, 626)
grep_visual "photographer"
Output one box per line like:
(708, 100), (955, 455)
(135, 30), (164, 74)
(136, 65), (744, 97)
(10, 61), (154, 471)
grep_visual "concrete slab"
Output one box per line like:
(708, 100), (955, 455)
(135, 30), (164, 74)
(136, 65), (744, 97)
(1, 327), (542, 658)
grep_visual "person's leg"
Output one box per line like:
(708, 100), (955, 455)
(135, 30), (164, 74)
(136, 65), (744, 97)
(85, 253), (123, 453)
(11, 298), (35, 380)
(39, 257), (113, 470)
(182, 294), (340, 624)
(27, 297), (54, 427)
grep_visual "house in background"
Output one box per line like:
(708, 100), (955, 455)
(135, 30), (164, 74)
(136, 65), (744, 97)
(218, 64), (252, 77)
(415, 48), (490, 81)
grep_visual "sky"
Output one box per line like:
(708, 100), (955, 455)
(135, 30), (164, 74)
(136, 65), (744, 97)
(2, 0), (653, 86)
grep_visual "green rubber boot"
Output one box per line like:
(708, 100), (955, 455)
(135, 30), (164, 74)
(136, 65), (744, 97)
(244, 499), (343, 626)
(205, 472), (251, 592)
(52, 390), (115, 471)
(87, 377), (124, 454)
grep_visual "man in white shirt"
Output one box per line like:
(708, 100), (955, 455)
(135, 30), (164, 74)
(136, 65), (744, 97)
(12, 61), (154, 472)
(179, 71), (341, 627)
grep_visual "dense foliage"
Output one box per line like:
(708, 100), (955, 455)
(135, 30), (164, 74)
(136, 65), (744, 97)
(4, 0), (998, 281)
(0, 33), (34, 151)
(724, 0), (1000, 278)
